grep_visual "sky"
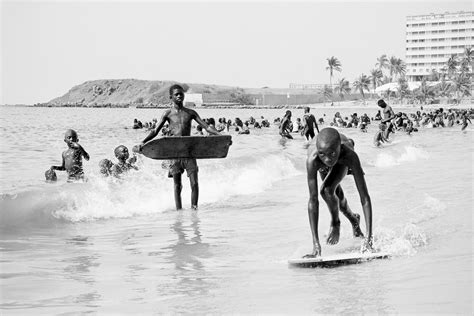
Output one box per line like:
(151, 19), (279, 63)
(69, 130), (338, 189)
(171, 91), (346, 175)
(1, 0), (472, 104)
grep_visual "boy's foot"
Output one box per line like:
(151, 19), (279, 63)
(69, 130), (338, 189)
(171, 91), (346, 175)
(351, 213), (364, 238)
(326, 222), (340, 245)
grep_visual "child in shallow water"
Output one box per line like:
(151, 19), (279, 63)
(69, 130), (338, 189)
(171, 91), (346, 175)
(50, 129), (90, 181)
(111, 145), (138, 177)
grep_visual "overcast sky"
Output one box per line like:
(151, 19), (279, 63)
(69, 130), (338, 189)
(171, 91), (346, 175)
(1, 0), (471, 104)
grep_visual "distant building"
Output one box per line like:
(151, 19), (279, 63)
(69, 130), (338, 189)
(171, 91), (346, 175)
(289, 83), (334, 90)
(406, 11), (473, 81)
(184, 93), (203, 107)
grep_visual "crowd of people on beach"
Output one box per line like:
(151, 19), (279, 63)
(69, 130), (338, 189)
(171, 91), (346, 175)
(48, 98), (472, 184)
(45, 84), (472, 257)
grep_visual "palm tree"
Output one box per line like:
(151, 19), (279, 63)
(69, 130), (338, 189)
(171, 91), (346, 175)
(326, 56), (342, 89)
(450, 72), (471, 103)
(415, 79), (435, 104)
(369, 69), (383, 97)
(446, 54), (459, 78)
(322, 85), (333, 105)
(434, 76), (451, 99)
(376, 54), (389, 74)
(334, 78), (351, 104)
(428, 69), (440, 81)
(353, 74), (371, 104)
(389, 56), (406, 81)
(397, 77), (410, 104)
(460, 47), (473, 73)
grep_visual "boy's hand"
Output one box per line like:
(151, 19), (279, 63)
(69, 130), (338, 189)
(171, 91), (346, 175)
(133, 143), (143, 154)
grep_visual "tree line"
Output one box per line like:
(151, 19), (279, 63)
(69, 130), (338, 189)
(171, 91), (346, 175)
(325, 47), (472, 105)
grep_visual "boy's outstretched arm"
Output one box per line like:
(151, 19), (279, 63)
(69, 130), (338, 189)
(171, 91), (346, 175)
(349, 152), (373, 252)
(304, 153), (322, 257)
(51, 153), (66, 171)
(193, 112), (220, 135)
(139, 111), (169, 148)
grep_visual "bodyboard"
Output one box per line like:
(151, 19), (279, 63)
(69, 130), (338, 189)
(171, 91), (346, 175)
(288, 252), (390, 268)
(140, 135), (232, 159)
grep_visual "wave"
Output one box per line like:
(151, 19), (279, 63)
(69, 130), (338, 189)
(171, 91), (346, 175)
(0, 153), (300, 227)
(370, 145), (429, 168)
(373, 194), (444, 256)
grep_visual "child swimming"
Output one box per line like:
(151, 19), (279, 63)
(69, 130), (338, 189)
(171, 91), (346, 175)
(50, 129), (90, 181)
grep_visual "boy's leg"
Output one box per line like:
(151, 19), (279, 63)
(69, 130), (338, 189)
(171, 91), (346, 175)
(335, 185), (364, 237)
(189, 171), (199, 210)
(184, 159), (199, 210)
(320, 164), (348, 245)
(172, 173), (183, 210)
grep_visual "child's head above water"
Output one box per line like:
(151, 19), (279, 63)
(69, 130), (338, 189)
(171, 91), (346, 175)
(114, 145), (129, 161)
(45, 168), (57, 182)
(64, 129), (78, 146)
(99, 159), (114, 176)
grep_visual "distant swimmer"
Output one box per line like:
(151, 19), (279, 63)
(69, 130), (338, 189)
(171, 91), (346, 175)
(111, 145), (138, 177)
(279, 110), (293, 139)
(305, 127), (373, 257)
(50, 129), (90, 181)
(460, 110), (471, 131)
(136, 84), (220, 210)
(373, 123), (388, 147)
(302, 107), (320, 140)
(377, 99), (396, 139)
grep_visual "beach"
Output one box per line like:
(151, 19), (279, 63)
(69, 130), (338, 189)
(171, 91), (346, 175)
(0, 106), (472, 314)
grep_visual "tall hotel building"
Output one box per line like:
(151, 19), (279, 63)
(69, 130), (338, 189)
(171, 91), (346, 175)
(406, 11), (473, 82)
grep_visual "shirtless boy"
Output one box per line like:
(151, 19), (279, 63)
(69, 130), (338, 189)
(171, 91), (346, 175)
(305, 127), (373, 257)
(374, 123), (388, 147)
(137, 84), (220, 210)
(50, 129), (90, 181)
(302, 107), (320, 140)
(377, 99), (396, 139)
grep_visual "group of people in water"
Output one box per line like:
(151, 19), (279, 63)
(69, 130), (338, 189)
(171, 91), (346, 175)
(46, 84), (472, 257)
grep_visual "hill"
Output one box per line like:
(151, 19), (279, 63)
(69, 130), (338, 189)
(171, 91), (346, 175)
(42, 79), (362, 107)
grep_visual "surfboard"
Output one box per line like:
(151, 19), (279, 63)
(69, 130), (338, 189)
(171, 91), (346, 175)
(137, 135), (232, 160)
(288, 252), (390, 268)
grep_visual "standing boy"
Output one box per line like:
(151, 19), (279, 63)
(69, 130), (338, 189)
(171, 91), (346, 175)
(302, 107), (320, 140)
(137, 84), (220, 210)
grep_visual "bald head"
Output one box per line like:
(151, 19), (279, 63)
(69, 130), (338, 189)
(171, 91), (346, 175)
(316, 128), (342, 167)
(64, 129), (78, 139)
(316, 128), (341, 149)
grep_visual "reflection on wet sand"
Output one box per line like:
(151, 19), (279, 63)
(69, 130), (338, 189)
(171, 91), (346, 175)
(162, 212), (214, 299)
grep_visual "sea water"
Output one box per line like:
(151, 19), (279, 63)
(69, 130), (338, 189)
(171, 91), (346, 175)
(0, 106), (472, 314)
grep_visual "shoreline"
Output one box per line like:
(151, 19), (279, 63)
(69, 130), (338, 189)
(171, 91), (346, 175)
(4, 100), (473, 110)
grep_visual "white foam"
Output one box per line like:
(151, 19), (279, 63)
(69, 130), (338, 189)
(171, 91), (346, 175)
(371, 145), (429, 168)
(50, 153), (300, 222)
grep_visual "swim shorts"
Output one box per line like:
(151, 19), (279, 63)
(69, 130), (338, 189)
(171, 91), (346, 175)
(167, 158), (198, 177)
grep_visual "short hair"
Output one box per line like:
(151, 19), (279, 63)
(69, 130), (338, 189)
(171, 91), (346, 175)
(377, 99), (387, 107)
(169, 84), (184, 95)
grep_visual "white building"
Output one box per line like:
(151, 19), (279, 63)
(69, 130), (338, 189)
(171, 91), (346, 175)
(406, 11), (473, 81)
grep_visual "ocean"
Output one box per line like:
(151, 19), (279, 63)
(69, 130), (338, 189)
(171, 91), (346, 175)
(0, 106), (472, 314)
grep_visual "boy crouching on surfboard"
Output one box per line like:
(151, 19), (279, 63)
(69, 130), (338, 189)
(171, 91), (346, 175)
(136, 84), (220, 210)
(50, 129), (90, 181)
(305, 128), (374, 257)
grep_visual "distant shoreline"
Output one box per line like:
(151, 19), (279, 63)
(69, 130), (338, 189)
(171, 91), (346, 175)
(3, 100), (473, 110)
